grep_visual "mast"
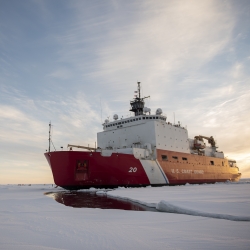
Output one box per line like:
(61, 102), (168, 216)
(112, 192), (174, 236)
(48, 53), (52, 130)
(49, 122), (51, 152)
(138, 82), (141, 99)
(129, 82), (150, 116)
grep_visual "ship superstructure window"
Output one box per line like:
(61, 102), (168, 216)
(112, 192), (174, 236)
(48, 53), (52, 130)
(105, 115), (164, 129)
(228, 160), (236, 167)
(162, 155), (168, 161)
(182, 157), (187, 160)
(172, 156), (178, 160)
(210, 161), (214, 165)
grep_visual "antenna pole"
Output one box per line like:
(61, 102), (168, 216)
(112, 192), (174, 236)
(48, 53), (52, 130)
(49, 122), (51, 152)
(138, 82), (141, 99)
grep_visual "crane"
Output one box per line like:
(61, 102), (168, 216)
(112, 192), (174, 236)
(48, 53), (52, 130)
(194, 135), (216, 148)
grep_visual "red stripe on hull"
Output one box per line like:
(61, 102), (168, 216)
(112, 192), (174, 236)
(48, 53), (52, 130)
(45, 151), (150, 189)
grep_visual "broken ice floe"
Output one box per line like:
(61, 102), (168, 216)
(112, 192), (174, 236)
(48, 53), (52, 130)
(156, 200), (250, 221)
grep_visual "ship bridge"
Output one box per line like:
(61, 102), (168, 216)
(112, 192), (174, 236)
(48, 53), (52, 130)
(103, 115), (166, 131)
(98, 83), (189, 155)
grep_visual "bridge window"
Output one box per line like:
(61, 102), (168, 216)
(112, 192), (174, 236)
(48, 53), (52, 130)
(136, 118), (138, 121)
(162, 155), (168, 161)
(210, 161), (214, 165)
(143, 117), (145, 119)
(172, 156), (178, 160)
(182, 157), (187, 160)
(156, 117), (158, 119)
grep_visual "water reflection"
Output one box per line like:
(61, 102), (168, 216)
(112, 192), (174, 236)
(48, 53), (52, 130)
(45, 191), (156, 212)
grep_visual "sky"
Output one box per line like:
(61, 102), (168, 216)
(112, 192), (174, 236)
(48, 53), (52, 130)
(0, 0), (250, 184)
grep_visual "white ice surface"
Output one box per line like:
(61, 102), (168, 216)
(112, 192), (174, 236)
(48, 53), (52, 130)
(0, 183), (250, 250)
(108, 181), (250, 220)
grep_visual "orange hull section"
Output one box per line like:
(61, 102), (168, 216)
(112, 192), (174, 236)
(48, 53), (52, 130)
(157, 149), (241, 184)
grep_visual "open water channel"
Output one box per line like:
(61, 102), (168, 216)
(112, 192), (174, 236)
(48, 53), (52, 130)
(45, 191), (157, 212)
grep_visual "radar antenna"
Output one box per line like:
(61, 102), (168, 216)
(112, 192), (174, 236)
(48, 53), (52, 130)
(130, 82), (150, 116)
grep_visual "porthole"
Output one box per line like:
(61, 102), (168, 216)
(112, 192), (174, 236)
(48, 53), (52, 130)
(162, 155), (168, 161)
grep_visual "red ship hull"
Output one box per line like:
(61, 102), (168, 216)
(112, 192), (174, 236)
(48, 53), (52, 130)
(45, 149), (241, 190)
(45, 151), (150, 189)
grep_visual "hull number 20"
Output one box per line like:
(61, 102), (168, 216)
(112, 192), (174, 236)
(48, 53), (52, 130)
(129, 167), (137, 173)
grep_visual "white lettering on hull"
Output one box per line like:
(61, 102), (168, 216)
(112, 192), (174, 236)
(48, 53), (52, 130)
(170, 169), (204, 174)
(128, 167), (137, 173)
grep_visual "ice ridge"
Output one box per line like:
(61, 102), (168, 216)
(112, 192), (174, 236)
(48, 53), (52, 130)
(156, 200), (250, 221)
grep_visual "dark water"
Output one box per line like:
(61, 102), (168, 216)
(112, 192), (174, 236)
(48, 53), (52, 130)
(45, 191), (157, 212)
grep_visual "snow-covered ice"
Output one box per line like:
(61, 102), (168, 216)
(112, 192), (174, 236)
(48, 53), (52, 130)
(0, 182), (250, 250)
(108, 180), (250, 221)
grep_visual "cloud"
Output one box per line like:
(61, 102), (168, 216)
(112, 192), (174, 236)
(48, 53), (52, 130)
(1, 0), (250, 182)
(49, 0), (237, 109)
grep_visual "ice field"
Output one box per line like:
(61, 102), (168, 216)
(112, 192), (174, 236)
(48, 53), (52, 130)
(0, 180), (250, 250)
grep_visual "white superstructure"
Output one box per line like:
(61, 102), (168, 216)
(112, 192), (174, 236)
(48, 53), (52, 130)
(98, 115), (189, 154)
(97, 82), (224, 161)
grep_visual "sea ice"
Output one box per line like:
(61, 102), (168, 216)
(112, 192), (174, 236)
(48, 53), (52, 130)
(0, 182), (249, 250)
